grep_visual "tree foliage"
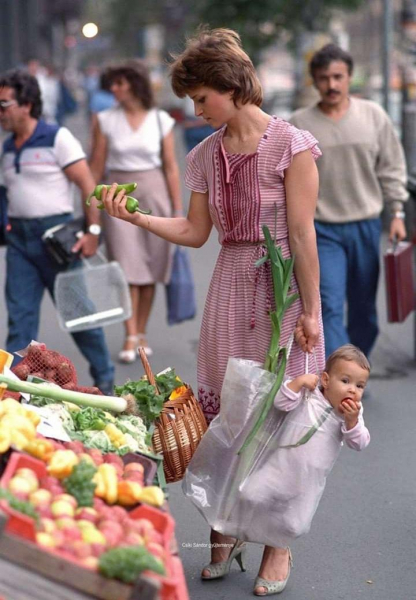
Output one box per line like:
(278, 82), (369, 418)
(104, 0), (365, 60)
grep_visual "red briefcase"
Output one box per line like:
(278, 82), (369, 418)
(383, 241), (415, 323)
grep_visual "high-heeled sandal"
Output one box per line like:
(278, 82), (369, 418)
(118, 335), (139, 364)
(253, 548), (293, 596)
(137, 333), (153, 357)
(201, 539), (247, 580)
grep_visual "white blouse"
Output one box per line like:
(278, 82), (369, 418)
(98, 106), (175, 172)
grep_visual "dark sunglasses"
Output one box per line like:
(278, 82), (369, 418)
(0, 100), (17, 112)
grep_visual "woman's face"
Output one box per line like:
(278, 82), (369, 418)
(188, 86), (236, 128)
(109, 76), (133, 103)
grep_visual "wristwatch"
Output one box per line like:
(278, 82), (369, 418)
(392, 211), (405, 220)
(88, 224), (102, 235)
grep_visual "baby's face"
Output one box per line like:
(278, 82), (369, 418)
(321, 359), (369, 416)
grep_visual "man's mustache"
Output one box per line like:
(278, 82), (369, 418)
(326, 90), (340, 96)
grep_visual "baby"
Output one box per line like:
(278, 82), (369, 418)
(236, 343), (370, 548)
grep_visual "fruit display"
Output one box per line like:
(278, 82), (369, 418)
(0, 452), (180, 596)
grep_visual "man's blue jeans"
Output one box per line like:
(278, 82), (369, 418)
(315, 218), (381, 358)
(4, 214), (114, 386)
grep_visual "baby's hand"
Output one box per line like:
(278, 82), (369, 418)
(301, 374), (319, 391)
(340, 398), (360, 430)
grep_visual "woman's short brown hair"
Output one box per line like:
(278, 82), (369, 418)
(325, 344), (371, 374)
(169, 27), (263, 107)
(103, 59), (154, 109)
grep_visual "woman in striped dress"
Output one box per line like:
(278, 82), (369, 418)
(102, 28), (325, 597)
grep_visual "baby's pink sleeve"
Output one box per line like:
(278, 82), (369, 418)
(274, 380), (304, 412)
(341, 413), (370, 450)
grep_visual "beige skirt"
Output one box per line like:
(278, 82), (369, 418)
(103, 169), (173, 285)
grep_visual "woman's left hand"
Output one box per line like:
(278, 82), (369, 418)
(294, 313), (320, 353)
(101, 183), (138, 224)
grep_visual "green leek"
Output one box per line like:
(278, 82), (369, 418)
(0, 375), (127, 413)
(238, 224), (299, 454)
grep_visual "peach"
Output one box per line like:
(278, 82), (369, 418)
(123, 471), (144, 485)
(123, 531), (145, 547)
(76, 519), (96, 531)
(51, 499), (75, 518)
(38, 505), (53, 519)
(15, 467), (39, 485)
(36, 532), (56, 548)
(72, 540), (92, 559)
(90, 542), (106, 557)
(39, 517), (56, 534)
(8, 476), (36, 497)
(53, 493), (77, 508)
(111, 505), (128, 524)
(146, 542), (165, 560)
(81, 556), (99, 570)
(81, 527), (106, 546)
(123, 462), (144, 475)
(74, 507), (98, 523)
(29, 488), (52, 507)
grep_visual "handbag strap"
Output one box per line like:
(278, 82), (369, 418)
(156, 109), (165, 171)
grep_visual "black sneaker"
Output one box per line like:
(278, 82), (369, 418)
(96, 380), (114, 396)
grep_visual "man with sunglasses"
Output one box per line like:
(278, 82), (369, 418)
(0, 69), (114, 394)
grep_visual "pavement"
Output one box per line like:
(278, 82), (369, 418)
(1, 108), (415, 600)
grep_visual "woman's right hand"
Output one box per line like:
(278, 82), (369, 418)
(101, 183), (144, 225)
(294, 313), (320, 353)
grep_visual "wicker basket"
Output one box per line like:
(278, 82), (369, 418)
(139, 348), (208, 484)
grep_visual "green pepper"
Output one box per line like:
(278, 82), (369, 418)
(86, 183), (137, 206)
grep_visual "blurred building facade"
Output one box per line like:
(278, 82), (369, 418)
(0, 0), (83, 72)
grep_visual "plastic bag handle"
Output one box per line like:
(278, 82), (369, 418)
(80, 248), (108, 269)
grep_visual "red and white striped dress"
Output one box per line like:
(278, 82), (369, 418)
(185, 116), (325, 423)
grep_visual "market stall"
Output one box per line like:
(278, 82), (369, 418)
(0, 343), (202, 600)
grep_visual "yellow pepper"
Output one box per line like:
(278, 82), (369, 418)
(0, 414), (36, 440)
(169, 385), (187, 401)
(24, 438), (55, 462)
(47, 449), (79, 479)
(0, 397), (27, 416)
(9, 430), (31, 451)
(104, 423), (125, 445)
(117, 480), (142, 506)
(136, 485), (165, 508)
(93, 464), (118, 504)
(0, 425), (11, 453)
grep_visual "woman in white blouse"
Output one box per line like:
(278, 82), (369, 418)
(89, 59), (183, 361)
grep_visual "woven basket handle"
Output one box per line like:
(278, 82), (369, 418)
(138, 347), (159, 394)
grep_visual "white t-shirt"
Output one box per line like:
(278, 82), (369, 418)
(97, 106), (175, 172)
(1, 122), (85, 218)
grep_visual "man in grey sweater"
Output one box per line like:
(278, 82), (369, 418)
(290, 44), (408, 359)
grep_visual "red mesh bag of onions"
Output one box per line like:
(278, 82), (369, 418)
(11, 343), (77, 388)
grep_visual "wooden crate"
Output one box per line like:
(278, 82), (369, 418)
(0, 512), (160, 600)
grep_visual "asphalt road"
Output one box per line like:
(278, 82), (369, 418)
(1, 109), (415, 600)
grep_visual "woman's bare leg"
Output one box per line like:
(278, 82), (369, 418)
(254, 546), (291, 595)
(201, 529), (236, 577)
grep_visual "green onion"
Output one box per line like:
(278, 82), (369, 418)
(0, 375), (127, 413)
(238, 224), (299, 454)
(276, 406), (333, 448)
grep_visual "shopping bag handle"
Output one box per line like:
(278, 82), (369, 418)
(80, 248), (108, 269)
